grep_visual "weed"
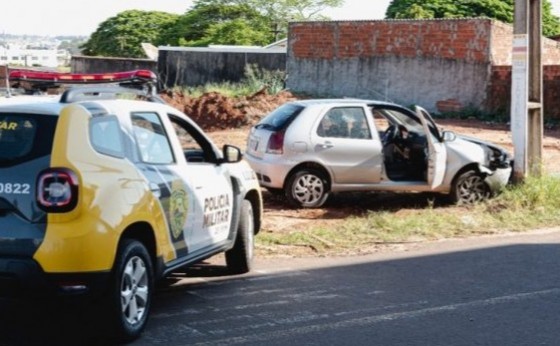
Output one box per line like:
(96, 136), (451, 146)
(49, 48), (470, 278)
(257, 175), (560, 256)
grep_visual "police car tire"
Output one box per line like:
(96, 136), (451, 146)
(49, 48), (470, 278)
(110, 239), (154, 342)
(226, 200), (254, 274)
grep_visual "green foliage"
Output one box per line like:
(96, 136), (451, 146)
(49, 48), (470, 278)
(246, 0), (343, 39)
(81, 10), (180, 58)
(165, 0), (343, 47)
(177, 64), (286, 97)
(385, 0), (560, 36)
(57, 37), (87, 55)
(243, 64), (286, 94)
(162, 1), (274, 47)
(257, 175), (560, 256)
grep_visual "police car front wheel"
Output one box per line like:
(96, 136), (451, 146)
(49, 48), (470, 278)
(226, 200), (255, 274)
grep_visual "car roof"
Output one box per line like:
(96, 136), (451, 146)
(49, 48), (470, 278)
(0, 86), (170, 116)
(289, 98), (406, 108)
(0, 95), (65, 115)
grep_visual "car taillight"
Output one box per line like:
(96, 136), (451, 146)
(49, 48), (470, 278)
(266, 131), (284, 155)
(37, 168), (79, 213)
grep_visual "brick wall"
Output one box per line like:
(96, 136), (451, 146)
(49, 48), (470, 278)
(287, 19), (496, 112)
(490, 21), (560, 65)
(288, 18), (560, 117)
(489, 65), (560, 119)
(290, 19), (493, 63)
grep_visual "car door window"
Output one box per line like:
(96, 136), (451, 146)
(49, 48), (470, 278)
(131, 112), (174, 165)
(317, 107), (371, 139)
(169, 115), (218, 164)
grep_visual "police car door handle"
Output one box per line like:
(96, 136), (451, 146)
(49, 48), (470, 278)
(322, 141), (334, 148)
(149, 183), (161, 198)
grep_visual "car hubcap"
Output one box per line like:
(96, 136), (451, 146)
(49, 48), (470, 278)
(293, 174), (324, 205)
(121, 256), (149, 325)
(458, 175), (488, 204)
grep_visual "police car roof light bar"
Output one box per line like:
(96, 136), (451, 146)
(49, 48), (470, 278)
(8, 69), (158, 95)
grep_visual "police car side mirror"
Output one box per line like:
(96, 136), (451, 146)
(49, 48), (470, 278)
(222, 145), (243, 164)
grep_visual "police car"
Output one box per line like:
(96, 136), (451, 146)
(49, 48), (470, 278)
(0, 69), (262, 341)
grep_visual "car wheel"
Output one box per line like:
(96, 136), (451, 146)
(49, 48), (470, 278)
(226, 200), (255, 274)
(285, 169), (329, 208)
(109, 239), (153, 342)
(451, 170), (490, 205)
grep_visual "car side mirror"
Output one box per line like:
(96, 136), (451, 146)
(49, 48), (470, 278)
(442, 131), (457, 142)
(222, 145), (243, 163)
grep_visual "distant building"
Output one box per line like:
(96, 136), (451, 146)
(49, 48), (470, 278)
(0, 44), (58, 68)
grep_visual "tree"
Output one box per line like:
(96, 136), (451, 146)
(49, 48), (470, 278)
(242, 0), (344, 38)
(160, 1), (273, 47)
(165, 0), (344, 47)
(58, 37), (87, 55)
(385, 0), (560, 36)
(81, 10), (180, 58)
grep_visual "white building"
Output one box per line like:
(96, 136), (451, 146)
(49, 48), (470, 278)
(0, 45), (58, 68)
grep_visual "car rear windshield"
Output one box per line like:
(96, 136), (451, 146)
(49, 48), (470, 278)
(255, 103), (304, 131)
(0, 113), (57, 166)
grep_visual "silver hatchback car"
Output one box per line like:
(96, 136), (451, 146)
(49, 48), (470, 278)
(245, 99), (512, 208)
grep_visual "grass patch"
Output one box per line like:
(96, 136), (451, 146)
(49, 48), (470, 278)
(177, 64), (286, 98)
(257, 175), (560, 256)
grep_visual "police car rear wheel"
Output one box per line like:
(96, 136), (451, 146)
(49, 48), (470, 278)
(226, 200), (254, 274)
(111, 239), (153, 342)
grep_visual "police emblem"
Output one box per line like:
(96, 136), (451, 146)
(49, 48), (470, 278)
(169, 188), (188, 240)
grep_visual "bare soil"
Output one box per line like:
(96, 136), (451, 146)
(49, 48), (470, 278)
(164, 91), (560, 256)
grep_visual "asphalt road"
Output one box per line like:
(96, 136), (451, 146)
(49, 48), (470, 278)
(1, 229), (559, 345)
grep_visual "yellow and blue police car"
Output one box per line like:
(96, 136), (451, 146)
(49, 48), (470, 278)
(0, 70), (262, 341)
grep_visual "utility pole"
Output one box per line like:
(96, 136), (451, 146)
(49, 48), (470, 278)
(511, 0), (543, 182)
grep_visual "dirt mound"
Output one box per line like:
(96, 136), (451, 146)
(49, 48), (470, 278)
(160, 88), (298, 131)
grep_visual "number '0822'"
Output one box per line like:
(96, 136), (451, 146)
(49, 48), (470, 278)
(0, 183), (31, 194)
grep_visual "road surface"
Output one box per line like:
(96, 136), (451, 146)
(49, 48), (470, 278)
(1, 229), (559, 345)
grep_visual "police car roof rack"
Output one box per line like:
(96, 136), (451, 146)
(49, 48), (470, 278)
(8, 69), (158, 97)
(59, 86), (166, 104)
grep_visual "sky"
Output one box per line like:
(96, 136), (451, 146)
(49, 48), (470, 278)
(0, 0), (560, 37)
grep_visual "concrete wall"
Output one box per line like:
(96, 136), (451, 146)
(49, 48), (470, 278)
(287, 18), (560, 116)
(71, 55), (157, 74)
(288, 55), (489, 111)
(157, 47), (286, 89)
(287, 19), (497, 113)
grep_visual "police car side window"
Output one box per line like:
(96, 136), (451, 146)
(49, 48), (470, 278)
(131, 112), (175, 165)
(90, 116), (125, 158)
(169, 114), (217, 163)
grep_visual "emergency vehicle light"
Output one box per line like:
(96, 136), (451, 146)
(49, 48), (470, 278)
(9, 69), (157, 84)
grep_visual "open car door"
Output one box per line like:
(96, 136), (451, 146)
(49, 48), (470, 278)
(415, 106), (446, 189)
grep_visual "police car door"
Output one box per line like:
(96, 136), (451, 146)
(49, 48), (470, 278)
(166, 113), (234, 254)
(130, 111), (233, 260)
(415, 106), (446, 189)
